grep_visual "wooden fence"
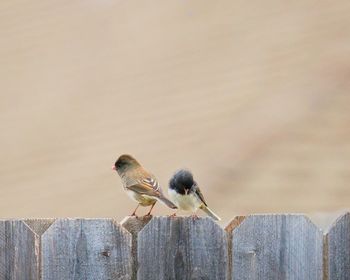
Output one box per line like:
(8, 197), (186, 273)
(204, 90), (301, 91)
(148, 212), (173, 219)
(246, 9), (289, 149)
(0, 213), (349, 279)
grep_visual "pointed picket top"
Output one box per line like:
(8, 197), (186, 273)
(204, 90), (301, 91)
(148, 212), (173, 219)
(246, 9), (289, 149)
(121, 215), (153, 235)
(0, 220), (39, 280)
(121, 215), (153, 280)
(23, 219), (55, 237)
(41, 218), (132, 280)
(225, 216), (246, 279)
(137, 216), (228, 280)
(231, 214), (323, 280)
(308, 211), (347, 233)
(225, 215), (246, 233)
(327, 212), (350, 280)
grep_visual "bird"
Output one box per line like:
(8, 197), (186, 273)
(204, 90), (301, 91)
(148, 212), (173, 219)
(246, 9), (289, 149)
(113, 154), (177, 216)
(168, 169), (221, 221)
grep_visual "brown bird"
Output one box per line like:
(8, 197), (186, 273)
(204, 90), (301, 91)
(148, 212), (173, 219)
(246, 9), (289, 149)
(113, 154), (177, 216)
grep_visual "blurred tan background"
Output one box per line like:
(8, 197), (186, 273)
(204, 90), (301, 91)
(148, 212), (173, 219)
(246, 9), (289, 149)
(1, 1), (349, 223)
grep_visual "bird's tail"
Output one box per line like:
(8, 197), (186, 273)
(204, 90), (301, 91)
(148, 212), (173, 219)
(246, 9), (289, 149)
(158, 195), (177, 209)
(200, 205), (221, 221)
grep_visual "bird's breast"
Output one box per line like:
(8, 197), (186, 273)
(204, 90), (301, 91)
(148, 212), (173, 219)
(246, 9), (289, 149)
(125, 190), (156, 206)
(168, 189), (201, 211)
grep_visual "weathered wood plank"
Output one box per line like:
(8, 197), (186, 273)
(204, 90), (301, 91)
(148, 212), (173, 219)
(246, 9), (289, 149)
(23, 219), (56, 280)
(327, 212), (350, 280)
(230, 214), (323, 280)
(41, 218), (132, 280)
(0, 220), (39, 280)
(121, 216), (152, 280)
(138, 217), (228, 280)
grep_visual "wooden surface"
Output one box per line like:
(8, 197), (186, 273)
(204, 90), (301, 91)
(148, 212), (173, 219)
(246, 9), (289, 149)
(0, 220), (39, 280)
(1, 214), (350, 279)
(41, 219), (132, 280)
(230, 214), (323, 280)
(121, 216), (152, 280)
(327, 212), (350, 280)
(137, 217), (228, 280)
(24, 219), (56, 280)
(225, 216), (246, 280)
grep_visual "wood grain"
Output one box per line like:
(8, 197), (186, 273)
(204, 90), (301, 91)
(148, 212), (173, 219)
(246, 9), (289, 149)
(23, 219), (56, 280)
(137, 217), (228, 280)
(0, 220), (39, 280)
(327, 212), (350, 280)
(121, 216), (152, 280)
(231, 214), (323, 280)
(41, 218), (132, 280)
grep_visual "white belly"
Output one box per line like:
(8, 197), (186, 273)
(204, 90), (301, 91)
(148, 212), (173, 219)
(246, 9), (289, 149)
(126, 190), (156, 206)
(168, 189), (201, 212)
(126, 189), (140, 202)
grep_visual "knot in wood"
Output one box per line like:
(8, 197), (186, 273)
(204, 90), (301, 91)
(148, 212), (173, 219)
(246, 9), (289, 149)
(101, 250), (111, 257)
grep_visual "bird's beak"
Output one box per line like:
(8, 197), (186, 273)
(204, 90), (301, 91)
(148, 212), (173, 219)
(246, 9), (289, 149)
(112, 166), (116, 171)
(185, 189), (188, 195)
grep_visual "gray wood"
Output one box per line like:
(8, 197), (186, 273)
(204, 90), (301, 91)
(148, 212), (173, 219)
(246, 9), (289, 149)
(121, 216), (152, 280)
(138, 217), (228, 280)
(327, 212), (350, 280)
(0, 220), (39, 280)
(41, 218), (132, 280)
(23, 219), (56, 280)
(231, 214), (323, 280)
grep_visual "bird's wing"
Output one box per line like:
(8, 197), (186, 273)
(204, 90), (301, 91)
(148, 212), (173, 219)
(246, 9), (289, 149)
(141, 176), (161, 191)
(126, 176), (162, 197)
(193, 184), (208, 206)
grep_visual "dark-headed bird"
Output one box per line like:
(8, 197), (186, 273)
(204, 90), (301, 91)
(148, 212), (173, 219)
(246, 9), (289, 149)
(168, 169), (221, 221)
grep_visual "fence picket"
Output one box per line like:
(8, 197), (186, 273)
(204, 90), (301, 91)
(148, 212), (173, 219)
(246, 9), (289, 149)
(0, 214), (344, 279)
(327, 212), (350, 280)
(121, 216), (152, 280)
(230, 214), (323, 280)
(0, 220), (39, 280)
(41, 218), (132, 280)
(137, 217), (228, 280)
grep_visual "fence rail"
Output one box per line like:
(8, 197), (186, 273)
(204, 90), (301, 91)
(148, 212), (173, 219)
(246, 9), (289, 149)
(0, 213), (349, 279)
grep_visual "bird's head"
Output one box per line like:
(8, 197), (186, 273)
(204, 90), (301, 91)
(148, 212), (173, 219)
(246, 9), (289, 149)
(113, 154), (140, 174)
(169, 169), (195, 195)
